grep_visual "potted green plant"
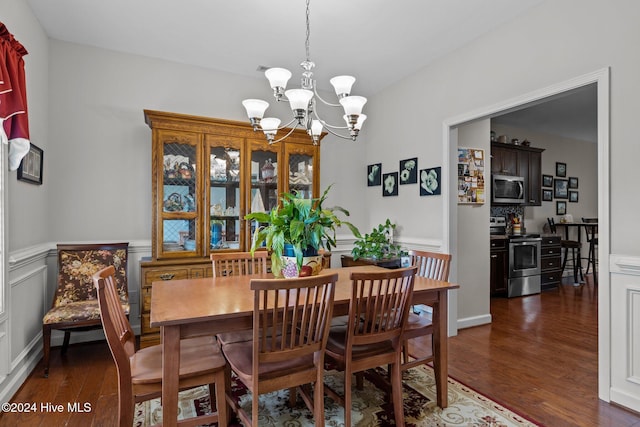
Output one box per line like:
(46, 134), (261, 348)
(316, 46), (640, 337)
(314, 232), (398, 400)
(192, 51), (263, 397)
(351, 219), (403, 261)
(245, 185), (360, 277)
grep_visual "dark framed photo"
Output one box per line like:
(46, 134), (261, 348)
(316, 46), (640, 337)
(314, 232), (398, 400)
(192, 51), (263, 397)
(542, 189), (553, 202)
(420, 167), (441, 196)
(367, 163), (381, 187)
(399, 157), (418, 184)
(569, 190), (579, 202)
(554, 178), (568, 199)
(17, 143), (43, 185)
(556, 201), (567, 215)
(556, 162), (567, 177)
(542, 174), (553, 187)
(382, 172), (398, 196)
(568, 177), (579, 189)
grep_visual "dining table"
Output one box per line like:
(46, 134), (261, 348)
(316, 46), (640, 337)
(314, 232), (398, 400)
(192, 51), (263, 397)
(150, 265), (459, 426)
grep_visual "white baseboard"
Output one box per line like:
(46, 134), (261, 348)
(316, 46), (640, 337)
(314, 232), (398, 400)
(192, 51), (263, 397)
(457, 313), (492, 330)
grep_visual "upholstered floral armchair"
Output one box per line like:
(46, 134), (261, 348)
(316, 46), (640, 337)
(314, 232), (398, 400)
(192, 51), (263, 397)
(42, 243), (129, 377)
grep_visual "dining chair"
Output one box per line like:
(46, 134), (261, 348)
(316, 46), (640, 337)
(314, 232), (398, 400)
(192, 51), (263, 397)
(220, 273), (338, 427)
(401, 250), (452, 372)
(93, 265), (228, 427)
(324, 266), (417, 427)
(582, 217), (598, 285)
(548, 218), (584, 283)
(211, 251), (269, 346)
(42, 242), (128, 378)
(211, 250), (268, 277)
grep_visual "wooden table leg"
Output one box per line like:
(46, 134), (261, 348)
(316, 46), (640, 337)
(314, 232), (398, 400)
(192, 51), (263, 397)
(432, 290), (448, 408)
(161, 325), (180, 427)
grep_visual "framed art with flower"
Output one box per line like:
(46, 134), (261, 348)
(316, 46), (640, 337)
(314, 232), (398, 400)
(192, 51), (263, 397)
(399, 157), (418, 184)
(382, 172), (398, 196)
(420, 167), (441, 196)
(367, 163), (381, 186)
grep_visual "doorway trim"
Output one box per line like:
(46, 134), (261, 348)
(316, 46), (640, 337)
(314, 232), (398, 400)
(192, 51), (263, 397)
(442, 67), (610, 401)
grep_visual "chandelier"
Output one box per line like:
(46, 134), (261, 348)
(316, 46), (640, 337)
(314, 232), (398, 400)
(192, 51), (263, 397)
(242, 0), (367, 145)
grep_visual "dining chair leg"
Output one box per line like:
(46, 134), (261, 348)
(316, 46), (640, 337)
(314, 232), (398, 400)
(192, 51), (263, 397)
(391, 356), (405, 427)
(344, 370), (352, 427)
(314, 375), (325, 427)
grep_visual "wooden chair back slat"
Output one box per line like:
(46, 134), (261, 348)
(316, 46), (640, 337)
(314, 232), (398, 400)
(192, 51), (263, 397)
(250, 274), (338, 366)
(211, 251), (268, 277)
(409, 250), (452, 281)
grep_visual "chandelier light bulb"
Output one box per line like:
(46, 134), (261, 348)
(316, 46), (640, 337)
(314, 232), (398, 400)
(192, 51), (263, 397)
(265, 68), (292, 90)
(285, 89), (314, 110)
(339, 95), (367, 116)
(330, 75), (356, 98)
(311, 119), (323, 136)
(242, 99), (269, 119)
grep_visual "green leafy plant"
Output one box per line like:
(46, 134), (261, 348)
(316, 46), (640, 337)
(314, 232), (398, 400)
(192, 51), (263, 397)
(351, 219), (402, 261)
(245, 185), (360, 276)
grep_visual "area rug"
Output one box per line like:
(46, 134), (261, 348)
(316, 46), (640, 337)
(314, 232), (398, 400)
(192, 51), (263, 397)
(134, 365), (540, 426)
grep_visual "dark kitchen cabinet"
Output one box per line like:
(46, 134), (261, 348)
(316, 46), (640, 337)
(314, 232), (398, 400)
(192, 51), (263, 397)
(491, 142), (544, 206)
(490, 237), (508, 296)
(540, 235), (562, 290)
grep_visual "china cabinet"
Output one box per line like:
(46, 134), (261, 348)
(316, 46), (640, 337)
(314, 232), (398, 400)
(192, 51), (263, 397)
(139, 110), (322, 346)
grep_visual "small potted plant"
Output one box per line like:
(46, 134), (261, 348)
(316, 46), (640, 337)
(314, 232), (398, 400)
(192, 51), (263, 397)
(245, 185), (360, 277)
(351, 219), (403, 261)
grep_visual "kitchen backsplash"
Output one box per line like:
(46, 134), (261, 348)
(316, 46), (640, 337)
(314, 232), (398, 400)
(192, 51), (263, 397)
(491, 206), (525, 234)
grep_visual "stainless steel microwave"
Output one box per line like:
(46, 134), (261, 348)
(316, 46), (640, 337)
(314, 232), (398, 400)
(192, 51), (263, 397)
(492, 174), (525, 204)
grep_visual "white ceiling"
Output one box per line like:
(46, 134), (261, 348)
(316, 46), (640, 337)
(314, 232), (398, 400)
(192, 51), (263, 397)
(26, 0), (595, 142)
(25, 0), (544, 96)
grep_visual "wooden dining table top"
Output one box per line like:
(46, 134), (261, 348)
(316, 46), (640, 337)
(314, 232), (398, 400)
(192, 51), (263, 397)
(150, 265), (459, 328)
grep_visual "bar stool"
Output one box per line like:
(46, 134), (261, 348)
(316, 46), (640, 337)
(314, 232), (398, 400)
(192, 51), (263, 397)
(548, 218), (584, 284)
(582, 218), (598, 285)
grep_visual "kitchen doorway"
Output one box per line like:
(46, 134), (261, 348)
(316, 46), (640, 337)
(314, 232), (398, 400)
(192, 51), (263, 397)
(443, 68), (610, 400)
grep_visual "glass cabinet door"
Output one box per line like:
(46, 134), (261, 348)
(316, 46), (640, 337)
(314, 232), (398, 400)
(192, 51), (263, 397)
(284, 142), (318, 199)
(205, 135), (244, 252)
(247, 140), (280, 249)
(157, 130), (202, 259)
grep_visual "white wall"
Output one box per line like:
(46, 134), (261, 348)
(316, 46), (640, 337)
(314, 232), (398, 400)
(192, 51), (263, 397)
(456, 120), (491, 328)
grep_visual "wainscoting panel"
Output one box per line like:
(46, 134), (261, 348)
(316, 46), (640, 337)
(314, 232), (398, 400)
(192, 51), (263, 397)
(610, 254), (640, 413)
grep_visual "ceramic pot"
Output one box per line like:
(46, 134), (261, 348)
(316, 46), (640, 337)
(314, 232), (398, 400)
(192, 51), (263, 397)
(280, 245), (323, 278)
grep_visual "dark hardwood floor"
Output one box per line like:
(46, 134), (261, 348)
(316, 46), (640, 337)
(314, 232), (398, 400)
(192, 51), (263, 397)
(2, 274), (640, 426)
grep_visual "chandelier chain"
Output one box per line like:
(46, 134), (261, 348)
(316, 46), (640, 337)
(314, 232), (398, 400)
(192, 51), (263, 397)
(305, 0), (311, 61)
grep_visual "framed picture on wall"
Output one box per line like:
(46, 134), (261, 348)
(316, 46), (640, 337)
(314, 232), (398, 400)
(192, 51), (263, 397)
(399, 157), (418, 184)
(556, 201), (567, 215)
(367, 163), (381, 186)
(17, 143), (44, 185)
(542, 189), (553, 201)
(569, 191), (579, 202)
(554, 178), (568, 199)
(542, 174), (553, 187)
(382, 172), (399, 196)
(556, 162), (567, 177)
(569, 177), (579, 188)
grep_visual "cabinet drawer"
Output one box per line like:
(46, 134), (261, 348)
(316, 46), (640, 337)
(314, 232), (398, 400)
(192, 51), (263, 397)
(542, 236), (560, 246)
(490, 239), (507, 250)
(542, 246), (561, 257)
(541, 271), (562, 285)
(143, 268), (189, 285)
(541, 256), (562, 271)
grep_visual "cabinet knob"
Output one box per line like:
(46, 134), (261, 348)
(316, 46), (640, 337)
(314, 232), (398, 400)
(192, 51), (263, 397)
(159, 273), (175, 280)
(491, 254), (497, 259)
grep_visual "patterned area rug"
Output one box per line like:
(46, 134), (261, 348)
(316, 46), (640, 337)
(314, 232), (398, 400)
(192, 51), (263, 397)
(134, 365), (540, 426)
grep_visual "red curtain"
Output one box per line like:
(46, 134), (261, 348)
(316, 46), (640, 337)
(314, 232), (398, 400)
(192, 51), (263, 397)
(0, 21), (30, 171)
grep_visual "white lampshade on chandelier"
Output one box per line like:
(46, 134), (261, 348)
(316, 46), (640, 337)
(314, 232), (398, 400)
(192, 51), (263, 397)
(242, 0), (367, 145)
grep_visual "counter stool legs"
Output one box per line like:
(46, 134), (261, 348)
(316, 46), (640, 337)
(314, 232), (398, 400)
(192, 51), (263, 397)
(561, 246), (584, 285)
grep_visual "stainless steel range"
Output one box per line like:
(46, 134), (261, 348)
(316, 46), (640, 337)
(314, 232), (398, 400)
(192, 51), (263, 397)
(507, 234), (542, 297)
